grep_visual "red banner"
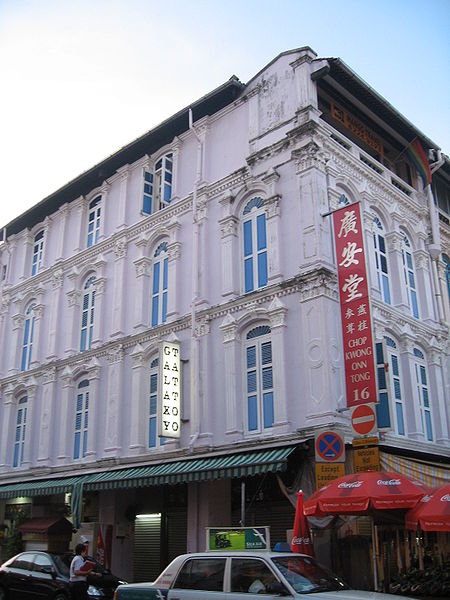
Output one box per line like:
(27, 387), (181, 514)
(332, 203), (377, 408)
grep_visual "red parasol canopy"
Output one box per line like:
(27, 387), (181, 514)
(291, 491), (315, 556)
(405, 483), (450, 532)
(304, 471), (428, 516)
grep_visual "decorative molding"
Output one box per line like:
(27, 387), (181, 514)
(67, 289), (82, 308)
(134, 256), (152, 277)
(106, 344), (124, 365)
(219, 215), (239, 239)
(42, 367), (57, 385)
(114, 237), (128, 260)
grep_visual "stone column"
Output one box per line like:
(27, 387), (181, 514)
(92, 276), (106, 348)
(268, 297), (289, 430)
(66, 285), (82, 356)
(111, 237), (128, 338)
(73, 199), (85, 253)
(58, 367), (75, 464)
(29, 304), (44, 369)
(21, 378), (38, 469)
(46, 268), (64, 359)
(37, 367), (57, 465)
(428, 347), (449, 445)
(104, 346), (124, 455)
(19, 231), (33, 281)
(56, 204), (69, 260)
(0, 385), (15, 469)
(98, 183), (109, 241)
(414, 249), (435, 321)
(116, 168), (129, 231)
(219, 191), (239, 298)
(129, 344), (147, 454)
(219, 314), (240, 435)
(133, 255), (152, 331)
(0, 292), (11, 375)
(85, 359), (101, 461)
(10, 312), (24, 373)
(385, 230), (409, 311)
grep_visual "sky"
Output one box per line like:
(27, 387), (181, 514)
(0, 0), (449, 229)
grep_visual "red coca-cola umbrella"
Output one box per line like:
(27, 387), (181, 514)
(291, 491), (315, 556)
(303, 471), (429, 592)
(405, 483), (450, 532)
(304, 471), (428, 516)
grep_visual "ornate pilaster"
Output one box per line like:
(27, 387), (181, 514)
(104, 346), (124, 455)
(129, 343), (148, 454)
(36, 367), (57, 465)
(111, 236), (128, 337)
(219, 314), (240, 434)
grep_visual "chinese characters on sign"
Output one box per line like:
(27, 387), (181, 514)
(332, 203), (377, 408)
(159, 341), (181, 438)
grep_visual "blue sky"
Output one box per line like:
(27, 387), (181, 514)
(0, 0), (449, 227)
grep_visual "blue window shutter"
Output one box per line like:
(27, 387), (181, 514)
(153, 262), (160, 294)
(256, 214), (267, 251)
(248, 396), (258, 431)
(263, 392), (274, 428)
(243, 221), (252, 256)
(245, 258), (253, 292)
(375, 342), (391, 429)
(257, 252), (268, 287)
(152, 297), (159, 327)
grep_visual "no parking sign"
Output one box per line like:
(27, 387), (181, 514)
(315, 431), (345, 463)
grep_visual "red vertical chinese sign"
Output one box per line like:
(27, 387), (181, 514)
(332, 203), (377, 408)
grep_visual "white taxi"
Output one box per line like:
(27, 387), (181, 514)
(113, 551), (412, 599)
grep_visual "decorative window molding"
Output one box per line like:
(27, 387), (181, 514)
(142, 153), (173, 215)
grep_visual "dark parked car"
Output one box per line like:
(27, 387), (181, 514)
(0, 550), (125, 599)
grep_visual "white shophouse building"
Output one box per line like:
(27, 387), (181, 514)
(0, 47), (449, 583)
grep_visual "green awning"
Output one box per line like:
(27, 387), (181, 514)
(83, 447), (295, 491)
(0, 475), (86, 499)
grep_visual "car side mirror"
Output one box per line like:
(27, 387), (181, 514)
(265, 581), (290, 596)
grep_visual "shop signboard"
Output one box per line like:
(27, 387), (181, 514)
(206, 527), (270, 551)
(159, 340), (181, 438)
(353, 437), (380, 472)
(332, 203), (377, 408)
(315, 462), (346, 489)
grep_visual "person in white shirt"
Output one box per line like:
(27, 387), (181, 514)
(69, 543), (96, 600)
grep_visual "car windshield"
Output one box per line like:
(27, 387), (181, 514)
(271, 556), (350, 594)
(50, 554), (70, 577)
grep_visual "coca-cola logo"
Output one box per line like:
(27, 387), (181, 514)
(440, 494), (450, 502)
(292, 537), (311, 545)
(377, 479), (400, 486)
(338, 481), (362, 489)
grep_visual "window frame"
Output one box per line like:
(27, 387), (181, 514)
(80, 276), (96, 352)
(13, 396), (28, 468)
(244, 325), (274, 434)
(21, 303), (36, 371)
(151, 243), (168, 328)
(413, 348), (433, 442)
(31, 230), (44, 276)
(74, 379), (89, 460)
(401, 235), (419, 318)
(87, 196), (102, 248)
(142, 153), (173, 215)
(384, 337), (406, 436)
(372, 217), (391, 304)
(241, 197), (268, 294)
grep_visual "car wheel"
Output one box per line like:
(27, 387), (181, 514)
(0, 586), (7, 600)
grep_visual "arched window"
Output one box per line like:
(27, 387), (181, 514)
(142, 153), (173, 215)
(74, 380), (89, 459)
(245, 325), (273, 432)
(338, 194), (350, 206)
(31, 230), (44, 276)
(87, 196), (101, 247)
(80, 276), (96, 351)
(242, 197), (268, 293)
(13, 396), (27, 467)
(372, 217), (391, 304)
(413, 348), (433, 442)
(385, 337), (405, 436)
(401, 235), (419, 317)
(21, 303), (36, 371)
(151, 242), (168, 327)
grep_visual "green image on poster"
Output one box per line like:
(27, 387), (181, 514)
(208, 527), (270, 551)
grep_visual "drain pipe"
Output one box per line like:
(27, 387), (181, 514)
(426, 151), (445, 323)
(188, 108), (203, 452)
